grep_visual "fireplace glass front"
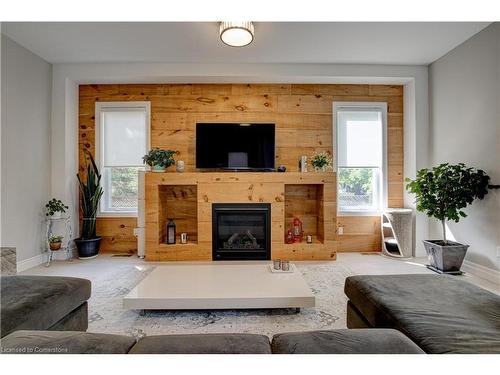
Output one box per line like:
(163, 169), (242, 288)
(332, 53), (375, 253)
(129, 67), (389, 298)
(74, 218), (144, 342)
(212, 203), (271, 260)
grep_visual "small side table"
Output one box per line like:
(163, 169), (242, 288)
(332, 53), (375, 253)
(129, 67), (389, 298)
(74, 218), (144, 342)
(381, 208), (413, 258)
(46, 216), (73, 267)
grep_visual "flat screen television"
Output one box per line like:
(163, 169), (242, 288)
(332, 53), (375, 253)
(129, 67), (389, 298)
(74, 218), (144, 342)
(196, 123), (275, 171)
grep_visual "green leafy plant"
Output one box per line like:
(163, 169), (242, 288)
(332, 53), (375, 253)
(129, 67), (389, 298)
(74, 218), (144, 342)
(45, 199), (68, 216)
(142, 148), (178, 169)
(310, 152), (332, 170)
(77, 150), (103, 239)
(405, 163), (490, 244)
(49, 235), (64, 243)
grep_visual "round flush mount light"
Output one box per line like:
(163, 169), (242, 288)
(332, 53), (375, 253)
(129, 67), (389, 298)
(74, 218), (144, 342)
(219, 22), (254, 47)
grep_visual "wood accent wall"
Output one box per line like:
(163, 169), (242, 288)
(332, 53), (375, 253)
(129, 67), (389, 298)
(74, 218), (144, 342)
(78, 83), (404, 254)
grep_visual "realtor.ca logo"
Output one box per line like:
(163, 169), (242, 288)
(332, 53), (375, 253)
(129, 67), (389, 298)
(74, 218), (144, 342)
(1, 346), (69, 353)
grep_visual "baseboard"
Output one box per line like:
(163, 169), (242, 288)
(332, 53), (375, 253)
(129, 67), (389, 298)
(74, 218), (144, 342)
(17, 252), (47, 273)
(462, 260), (500, 284)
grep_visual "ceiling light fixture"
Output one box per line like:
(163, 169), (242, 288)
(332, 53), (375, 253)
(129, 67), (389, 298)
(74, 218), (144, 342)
(219, 22), (254, 47)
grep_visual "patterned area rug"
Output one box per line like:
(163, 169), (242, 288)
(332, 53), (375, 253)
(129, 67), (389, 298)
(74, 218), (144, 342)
(87, 262), (353, 338)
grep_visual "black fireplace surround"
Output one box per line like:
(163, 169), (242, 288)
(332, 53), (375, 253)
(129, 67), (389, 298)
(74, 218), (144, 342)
(212, 203), (271, 261)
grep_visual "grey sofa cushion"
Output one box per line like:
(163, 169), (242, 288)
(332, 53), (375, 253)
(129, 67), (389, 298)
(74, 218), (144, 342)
(1, 276), (91, 337)
(0, 330), (136, 354)
(344, 274), (500, 354)
(129, 333), (271, 354)
(271, 329), (424, 354)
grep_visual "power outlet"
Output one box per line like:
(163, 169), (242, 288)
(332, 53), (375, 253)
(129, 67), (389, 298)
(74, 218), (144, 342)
(133, 228), (139, 237)
(338, 226), (344, 236)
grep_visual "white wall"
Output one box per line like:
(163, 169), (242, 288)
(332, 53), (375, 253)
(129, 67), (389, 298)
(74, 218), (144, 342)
(50, 62), (429, 255)
(1, 35), (52, 262)
(429, 23), (500, 274)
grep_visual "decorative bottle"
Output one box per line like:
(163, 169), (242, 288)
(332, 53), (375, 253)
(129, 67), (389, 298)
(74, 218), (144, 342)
(167, 218), (176, 244)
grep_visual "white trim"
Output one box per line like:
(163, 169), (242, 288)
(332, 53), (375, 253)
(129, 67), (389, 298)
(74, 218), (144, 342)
(94, 101), (151, 216)
(461, 260), (500, 285)
(17, 253), (47, 273)
(333, 102), (388, 216)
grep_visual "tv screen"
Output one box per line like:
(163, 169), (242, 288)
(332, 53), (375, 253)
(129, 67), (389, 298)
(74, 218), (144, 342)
(196, 123), (275, 170)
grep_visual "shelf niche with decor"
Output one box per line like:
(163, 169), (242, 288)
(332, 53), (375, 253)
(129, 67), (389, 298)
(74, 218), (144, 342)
(284, 184), (325, 245)
(158, 185), (198, 245)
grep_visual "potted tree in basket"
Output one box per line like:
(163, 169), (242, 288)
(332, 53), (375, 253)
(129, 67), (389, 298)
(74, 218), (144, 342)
(405, 163), (490, 274)
(75, 151), (103, 259)
(143, 148), (178, 172)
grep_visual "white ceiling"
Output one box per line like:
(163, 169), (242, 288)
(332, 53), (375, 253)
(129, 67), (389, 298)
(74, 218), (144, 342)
(2, 22), (490, 65)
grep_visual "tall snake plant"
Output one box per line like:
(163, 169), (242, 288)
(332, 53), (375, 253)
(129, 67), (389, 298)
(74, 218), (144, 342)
(77, 151), (103, 239)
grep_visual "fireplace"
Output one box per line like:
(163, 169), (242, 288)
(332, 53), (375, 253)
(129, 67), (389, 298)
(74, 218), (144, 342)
(212, 203), (271, 260)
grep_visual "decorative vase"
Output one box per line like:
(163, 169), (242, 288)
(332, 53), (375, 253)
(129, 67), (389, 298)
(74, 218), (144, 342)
(314, 165), (328, 172)
(151, 164), (166, 173)
(176, 160), (185, 173)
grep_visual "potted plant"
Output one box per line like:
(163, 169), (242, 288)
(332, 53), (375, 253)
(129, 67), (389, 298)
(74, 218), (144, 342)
(49, 235), (64, 251)
(75, 151), (103, 259)
(143, 148), (178, 172)
(45, 198), (68, 219)
(405, 163), (490, 274)
(311, 151), (332, 172)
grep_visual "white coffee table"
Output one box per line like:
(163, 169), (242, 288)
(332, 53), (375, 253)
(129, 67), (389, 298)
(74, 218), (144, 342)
(123, 262), (315, 311)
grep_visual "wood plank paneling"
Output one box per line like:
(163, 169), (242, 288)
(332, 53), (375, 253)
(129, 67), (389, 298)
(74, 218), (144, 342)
(78, 83), (404, 254)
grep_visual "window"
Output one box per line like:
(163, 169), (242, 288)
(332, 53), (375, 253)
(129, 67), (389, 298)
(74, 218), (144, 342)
(95, 102), (150, 216)
(334, 102), (387, 215)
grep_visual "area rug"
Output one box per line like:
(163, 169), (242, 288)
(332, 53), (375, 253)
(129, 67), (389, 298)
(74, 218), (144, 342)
(87, 262), (353, 338)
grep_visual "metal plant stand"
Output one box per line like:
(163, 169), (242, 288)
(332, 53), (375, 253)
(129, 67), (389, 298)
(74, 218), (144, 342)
(45, 216), (73, 267)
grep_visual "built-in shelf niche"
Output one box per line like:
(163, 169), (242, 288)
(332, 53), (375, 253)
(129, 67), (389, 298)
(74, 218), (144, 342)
(158, 185), (198, 245)
(284, 184), (325, 245)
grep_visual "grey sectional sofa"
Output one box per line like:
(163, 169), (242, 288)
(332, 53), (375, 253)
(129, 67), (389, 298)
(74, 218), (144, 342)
(1, 329), (423, 354)
(345, 274), (500, 354)
(1, 276), (91, 338)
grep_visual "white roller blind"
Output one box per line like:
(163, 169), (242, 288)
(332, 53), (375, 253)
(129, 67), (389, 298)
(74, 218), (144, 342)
(337, 110), (383, 168)
(101, 109), (147, 167)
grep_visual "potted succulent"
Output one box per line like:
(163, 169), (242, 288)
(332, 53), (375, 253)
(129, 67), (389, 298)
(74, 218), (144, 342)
(49, 235), (64, 251)
(143, 148), (178, 172)
(405, 163), (490, 274)
(311, 151), (332, 172)
(75, 151), (103, 259)
(45, 198), (68, 219)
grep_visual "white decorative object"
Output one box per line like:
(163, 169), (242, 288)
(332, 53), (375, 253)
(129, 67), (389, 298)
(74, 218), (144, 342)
(381, 208), (413, 258)
(219, 22), (254, 47)
(123, 264), (314, 310)
(176, 160), (185, 173)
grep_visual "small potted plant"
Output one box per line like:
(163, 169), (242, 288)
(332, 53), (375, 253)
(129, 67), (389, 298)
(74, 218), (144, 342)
(75, 151), (103, 259)
(406, 163), (491, 274)
(311, 152), (333, 172)
(143, 148), (178, 172)
(45, 198), (69, 219)
(49, 235), (64, 251)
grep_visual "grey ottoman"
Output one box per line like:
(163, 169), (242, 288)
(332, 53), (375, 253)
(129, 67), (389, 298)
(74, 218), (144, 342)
(271, 329), (424, 354)
(129, 333), (272, 354)
(1, 276), (91, 337)
(345, 274), (500, 353)
(0, 330), (136, 354)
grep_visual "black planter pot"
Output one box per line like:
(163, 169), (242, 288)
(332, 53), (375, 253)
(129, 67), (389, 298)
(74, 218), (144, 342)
(423, 240), (469, 275)
(75, 237), (101, 259)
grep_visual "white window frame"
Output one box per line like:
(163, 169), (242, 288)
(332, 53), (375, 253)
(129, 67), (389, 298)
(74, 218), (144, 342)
(333, 102), (388, 216)
(95, 101), (151, 217)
